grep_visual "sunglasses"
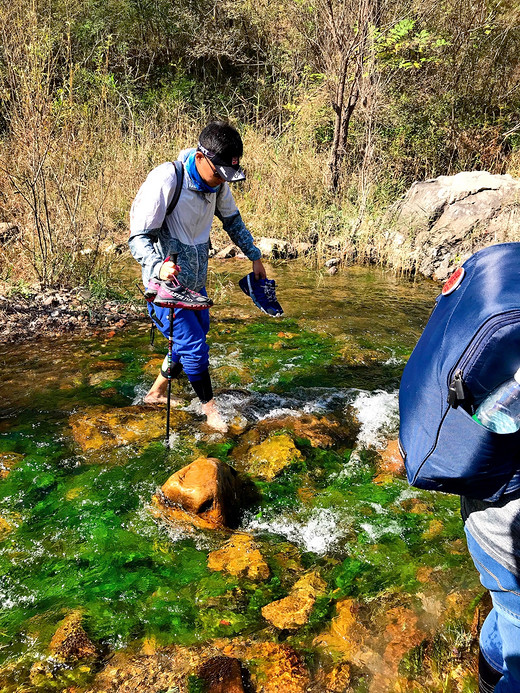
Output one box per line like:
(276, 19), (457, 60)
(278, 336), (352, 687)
(203, 155), (225, 181)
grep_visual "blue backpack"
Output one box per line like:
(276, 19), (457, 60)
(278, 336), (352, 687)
(399, 243), (520, 501)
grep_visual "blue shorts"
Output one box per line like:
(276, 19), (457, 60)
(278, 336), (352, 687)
(465, 529), (520, 691)
(148, 292), (210, 377)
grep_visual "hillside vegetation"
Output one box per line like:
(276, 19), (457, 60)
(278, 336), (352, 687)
(0, 0), (519, 289)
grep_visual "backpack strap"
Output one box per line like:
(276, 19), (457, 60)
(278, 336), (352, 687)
(165, 160), (184, 216)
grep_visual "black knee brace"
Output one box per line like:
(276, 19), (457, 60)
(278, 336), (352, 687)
(160, 360), (183, 380)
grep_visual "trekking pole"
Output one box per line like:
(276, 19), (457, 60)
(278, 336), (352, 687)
(164, 253), (178, 448)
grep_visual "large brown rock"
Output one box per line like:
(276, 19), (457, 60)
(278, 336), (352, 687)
(261, 571), (326, 630)
(387, 171), (520, 280)
(69, 405), (189, 451)
(198, 656), (245, 693)
(48, 611), (97, 662)
(153, 457), (245, 529)
(208, 533), (270, 580)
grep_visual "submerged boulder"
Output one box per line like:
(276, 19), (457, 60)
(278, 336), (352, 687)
(222, 641), (310, 693)
(0, 452), (23, 479)
(261, 571), (326, 630)
(208, 533), (270, 580)
(90, 641), (309, 693)
(198, 655), (246, 693)
(257, 413), (359, 448)
(152, 457), (246, 530)
(315, 662), (352, 692)
(244, 433), (303, 481)
(374, 439), (406, 484)
(0, 516), (13, 540)
(314, 599), (372, 666)
(48, 611), (97, 662)
(69, 405), (189, 451)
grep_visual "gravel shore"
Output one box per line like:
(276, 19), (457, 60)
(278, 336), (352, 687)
(0, 288), (145, 344)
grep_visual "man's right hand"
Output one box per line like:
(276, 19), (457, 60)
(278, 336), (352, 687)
(159, 260), (180, 280)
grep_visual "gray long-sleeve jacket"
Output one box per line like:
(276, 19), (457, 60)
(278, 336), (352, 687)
(129, 148), (261, 291)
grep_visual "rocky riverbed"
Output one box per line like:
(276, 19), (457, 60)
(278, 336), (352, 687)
(0, 288), (144, 344)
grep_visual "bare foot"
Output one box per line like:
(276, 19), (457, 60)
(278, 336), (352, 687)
(144, 393), (183, 407)
(201, 400), (228, 433)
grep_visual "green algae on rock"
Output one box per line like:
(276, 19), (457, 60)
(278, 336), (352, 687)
(261, 571), (327, 630)
(256, 413), (359, 449)
(0, 265), (483, 692)
(48, 610), (98, 662)
(208, 533), (270, 580)
(69, 405), (189, 451)
(243, 433), (303, 481)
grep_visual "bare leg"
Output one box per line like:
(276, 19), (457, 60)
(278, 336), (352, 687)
(144, 372), (182, 406)
(201, 399), (228, 433)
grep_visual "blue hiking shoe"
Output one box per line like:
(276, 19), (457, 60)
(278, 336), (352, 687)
(239, 273), (284, 316)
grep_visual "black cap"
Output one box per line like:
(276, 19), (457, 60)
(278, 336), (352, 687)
(197, 143), (246, 183)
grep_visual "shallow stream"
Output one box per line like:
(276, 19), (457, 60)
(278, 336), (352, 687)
(0, 262), (482, 691)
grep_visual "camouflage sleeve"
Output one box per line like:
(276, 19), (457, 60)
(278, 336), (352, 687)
(216, 210), (262, 261)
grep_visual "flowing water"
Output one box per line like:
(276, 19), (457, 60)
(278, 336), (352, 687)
(0, 262), (482, 691)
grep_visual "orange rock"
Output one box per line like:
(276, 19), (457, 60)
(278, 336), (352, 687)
(423, 519), (444, 539)
(373, 472), (395, 485)
(208, 533), (269, 580)
(245, 433), (303, 480)
(48, 611), (97, 662)
(155, 457), (244, 529)
(378, 439), (405, 476)
(257, 414), (358, 449)
(416, 566), (434, 584)
(198, 656), (245, 693)
(69, 405), (188, 451)
(222, 642), (310, 693)
(316, 662), (351, 692)
(262, 572), (326, 630)
(0, 516), (13, 539)
(141, 636), (159, 655)
(382, 606), (426, 673)
(314, 599), (372, 667)
(0, 452), (23, 479)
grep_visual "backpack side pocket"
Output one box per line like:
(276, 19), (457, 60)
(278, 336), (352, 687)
(412, 405), (520, 501)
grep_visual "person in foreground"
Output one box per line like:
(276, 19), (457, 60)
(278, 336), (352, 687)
(461, 495), (520, 692)
(129, 121), (266, 432)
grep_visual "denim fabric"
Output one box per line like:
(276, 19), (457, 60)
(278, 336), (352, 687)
(465, 529), (520, 692)
(148, 293), (210, 377)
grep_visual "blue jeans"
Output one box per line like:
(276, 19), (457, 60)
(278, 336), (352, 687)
(465, 529), (520, 691)
(148, 295), (210, 377)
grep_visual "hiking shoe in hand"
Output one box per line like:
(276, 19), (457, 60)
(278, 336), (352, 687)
(239, 273), (283, 316)
(144, 277), (161, 300)
(153, 277), (213, 310)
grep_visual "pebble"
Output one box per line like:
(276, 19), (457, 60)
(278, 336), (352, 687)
(0, 288), (141, 344)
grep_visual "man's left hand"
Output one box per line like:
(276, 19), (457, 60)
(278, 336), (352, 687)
(253, 259), (267, 280)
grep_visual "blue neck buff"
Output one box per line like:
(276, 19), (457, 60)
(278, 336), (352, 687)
(185, 151), (220, 194)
